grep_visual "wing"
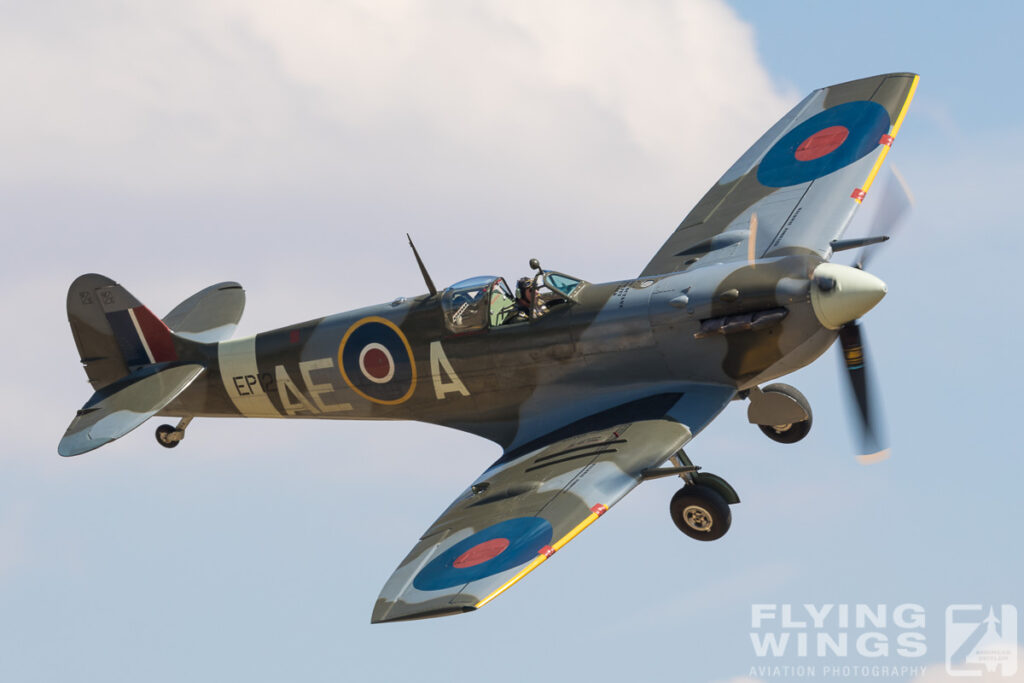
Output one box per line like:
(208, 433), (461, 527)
(371, 386), (734, 623)
(640, 72), (919, 277)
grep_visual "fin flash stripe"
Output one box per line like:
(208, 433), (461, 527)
(474, 503), (609, 609)
(106, 306), (178, 367)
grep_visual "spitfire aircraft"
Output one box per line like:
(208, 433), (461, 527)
(59, 73), (919, 623)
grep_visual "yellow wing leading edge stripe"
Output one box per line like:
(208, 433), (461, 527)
(474, 503), (609, 609)
(853, 74), (920, 204)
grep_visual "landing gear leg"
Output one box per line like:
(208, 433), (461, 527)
(668, 451), (694, 482)
(642, 449), (740, 541)
(155, 416), (193, 449)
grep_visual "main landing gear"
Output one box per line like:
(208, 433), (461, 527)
(745, 383), (812, 444)
(642, 451), (739, 541)
(155, 416), (193, 449)
(643, 382), (812, 541)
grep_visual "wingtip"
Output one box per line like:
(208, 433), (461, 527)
(57, 433), (111, 457)
(370, 603), (475, 624)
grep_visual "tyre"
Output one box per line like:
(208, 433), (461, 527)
(670, 485), (731, 541)
(757, 383), (812, 443)
(155, 424), (180, 448)
(759, 419), (811, 444)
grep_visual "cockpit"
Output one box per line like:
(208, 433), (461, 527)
(441, 266), (586, 335)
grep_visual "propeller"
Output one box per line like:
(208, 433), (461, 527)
(838, 321), (889, 463)
(835, 167), (913, 464)
(855, 166), (914, 271)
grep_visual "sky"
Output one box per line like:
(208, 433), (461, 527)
(1, 1), (1022, 682)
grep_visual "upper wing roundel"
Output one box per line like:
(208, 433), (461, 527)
(640, 72), (919, 277)
(756, 100), (890, 188)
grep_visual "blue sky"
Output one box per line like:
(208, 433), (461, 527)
(1, 2), (1021, 682)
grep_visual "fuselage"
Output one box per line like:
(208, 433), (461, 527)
(162, 253), (842, 449)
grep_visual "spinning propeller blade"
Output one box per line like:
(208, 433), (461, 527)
(838, 322), (888, 464)
(829, 168), (915, 462)
(855, 167), (914, 270)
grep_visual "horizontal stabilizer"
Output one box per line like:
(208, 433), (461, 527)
(58, 363), (205, 456)
(163, 282), (244, 343)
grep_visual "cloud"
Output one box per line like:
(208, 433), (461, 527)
(2, 1), (792, 462)
(0, 0), (791, 203)
(3, 0), (791, 477)
(911, 650), (1024, 682)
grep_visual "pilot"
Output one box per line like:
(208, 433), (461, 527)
(515, 276), (547, 320)
(514, 277), (532, 320)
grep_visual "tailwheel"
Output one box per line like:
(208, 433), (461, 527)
(155, 425), (181, 448)
(670, 484), (731, 541)
(155, 416), (192, 449)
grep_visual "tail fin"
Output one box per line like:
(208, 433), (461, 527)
(62, 275), (246, 455)
(68, 274), (183, 390)
(61, 274), (217, 456)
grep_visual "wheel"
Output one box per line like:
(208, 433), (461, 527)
(670, 485), (731, 541)
(757, 383), (812, 444)
(759, 419), (811, 444)
(155, 424), (180, 448)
